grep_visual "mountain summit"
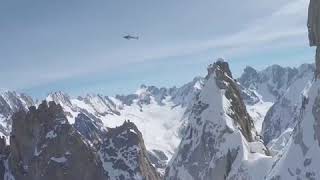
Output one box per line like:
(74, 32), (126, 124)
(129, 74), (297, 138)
(165, 60), (269, 180)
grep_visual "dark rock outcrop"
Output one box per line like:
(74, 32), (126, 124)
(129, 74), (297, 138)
(8, 101), (107, 180)
(99, 121), (161, 180)
(238, 66), (259, 88)
(0, 137), (9, 180)
(308, 0), (320, 78)
(212, 61), (255, 142)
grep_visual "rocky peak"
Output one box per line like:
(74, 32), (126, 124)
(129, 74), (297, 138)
(1, 91), (33, 113)
(165, 60), (264, 180)
(116, 78), (204, 108)
(99, 120), (161, 180)
(244, 66), (258, 75)
(238, 64), (305, 103)
(238, 66), (259, 88)
(210, 60), (255, 142)
(8, 101), (107, 180)
(82, 94), (120, 116)
(207, 59), (233, 79)
(0, 92), (34, 138)
(47, 91), (73, 108)
(0, 96), (12, 119)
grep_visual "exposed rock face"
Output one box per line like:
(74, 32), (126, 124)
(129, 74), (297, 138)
(308, 0), (320, 77)
(213, 61), (255, 142)
(165, 60), (268, 180)
(8, 101), (107, 180)
(99, 121), (161, 180)
(0, 137), (9, 180)
(74, 113), (107, 147)
(0, 100), (160, 180)
(238, 66), (259, 88)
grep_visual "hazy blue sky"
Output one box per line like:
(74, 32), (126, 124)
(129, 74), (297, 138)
(0, 0), (315, 98)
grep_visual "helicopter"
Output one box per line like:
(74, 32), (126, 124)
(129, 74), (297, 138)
(123, 34), (139, 40)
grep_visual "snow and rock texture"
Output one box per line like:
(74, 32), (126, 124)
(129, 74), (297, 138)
(8, 101), (107, 180)
(74, 113), (107, 147)
(0, 100), (160, 180)
(238, 63), (315, 134)
(265, 3), (320, 178)
(0, 60), (317, 179)
(165, 60), (270, 180)
(237, 65), (300, 134)
(266, 81), (320, 180)
(262, 64), (315, 145)
(238, 65), (302, 103)
(0, 92), (34, 138)
(46, 77), (204, 164)
(99, 121), (161, 180)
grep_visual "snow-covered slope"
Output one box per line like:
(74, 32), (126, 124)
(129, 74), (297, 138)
(99, 121), (161, 180)
(0, 60), (317, 179)
(237, 65), (292, 134)
(165, 60), (271, 180)
(45, 77), (204, 166)
(265, 2), (320, 177)
(262, 64), (314, 145)
(266, 80), (320, 180)
(4, 101), (159, 180)
(238, 64), (314, 135)
(239, 65), (301, 103)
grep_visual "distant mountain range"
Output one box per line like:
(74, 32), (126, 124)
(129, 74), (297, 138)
(0, 60), (317, 179)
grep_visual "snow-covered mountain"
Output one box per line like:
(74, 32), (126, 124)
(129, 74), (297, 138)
(264, 1), (320, 178)
(99, 120), (161, 180)
(0, 92), (34, 137)
(238, 65), (304, 103)
(262, 64), (314, 146)
(4, 101), (160, 180)
(165, 60), (270, 180)
(44, 77), (204, 173)
(0, 0), (318, 178)
(0, 62), (317, 180)
(266, 80), (320, 180)
(237, 63), (316, 159)
(238, 63), (315, 134)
